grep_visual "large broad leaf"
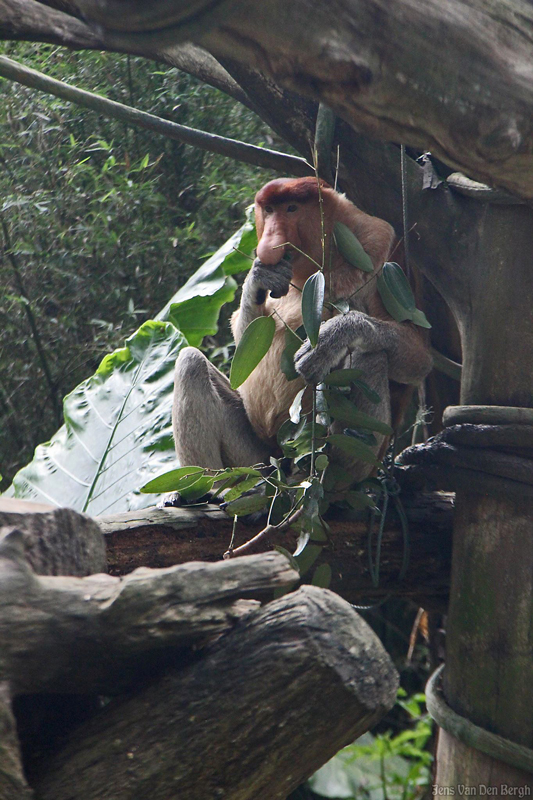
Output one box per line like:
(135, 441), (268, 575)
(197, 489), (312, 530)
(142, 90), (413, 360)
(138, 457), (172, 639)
(308, 732), (412, 799)
(158, 213), (257, 345)
(229, 315), (276, 389)
(4, 215), (258, 511)
(301, 270), (325, 347)
(7, 321), (186, 514)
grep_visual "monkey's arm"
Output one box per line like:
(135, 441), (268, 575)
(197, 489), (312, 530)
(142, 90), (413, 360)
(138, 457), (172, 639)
(294, 311), (432, 386)
(231, 257), (293, 343)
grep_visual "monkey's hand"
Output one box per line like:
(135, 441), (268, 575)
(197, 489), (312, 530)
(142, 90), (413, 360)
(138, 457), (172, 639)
(244, 257), (293, 305)
(294, 312), (383, 385)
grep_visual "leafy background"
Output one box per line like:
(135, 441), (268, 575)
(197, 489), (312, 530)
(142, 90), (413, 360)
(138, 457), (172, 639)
(0, 42), (274, 490)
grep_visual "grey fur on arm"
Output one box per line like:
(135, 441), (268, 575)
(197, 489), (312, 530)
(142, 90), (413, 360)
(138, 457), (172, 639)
(294, 311), (432, 385)
(233, 257), (293, 343)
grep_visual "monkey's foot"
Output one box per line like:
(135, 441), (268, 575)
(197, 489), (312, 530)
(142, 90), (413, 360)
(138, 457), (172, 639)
(157, 491), (218, 509)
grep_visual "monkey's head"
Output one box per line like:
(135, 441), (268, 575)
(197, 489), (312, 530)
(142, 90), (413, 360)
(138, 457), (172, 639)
(254, 177), (334, 280)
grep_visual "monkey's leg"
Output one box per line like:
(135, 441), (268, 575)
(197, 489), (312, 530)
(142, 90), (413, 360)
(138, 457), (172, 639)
(172, 347), (272, 470)
(330, 350), (391, 484)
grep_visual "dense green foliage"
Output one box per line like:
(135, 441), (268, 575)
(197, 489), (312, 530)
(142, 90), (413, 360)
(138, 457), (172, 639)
(0, 42), (275, 488)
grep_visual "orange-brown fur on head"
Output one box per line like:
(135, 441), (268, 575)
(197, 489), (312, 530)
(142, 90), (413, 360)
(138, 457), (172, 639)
(254, 178), (394, 293)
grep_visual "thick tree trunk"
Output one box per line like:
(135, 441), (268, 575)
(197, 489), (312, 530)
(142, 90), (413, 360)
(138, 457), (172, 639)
(434, 204), (533, 788)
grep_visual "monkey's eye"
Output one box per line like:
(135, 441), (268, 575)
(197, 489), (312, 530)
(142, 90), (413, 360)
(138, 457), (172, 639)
(264, 205), (274, 213)
(287, 204), (298, 213)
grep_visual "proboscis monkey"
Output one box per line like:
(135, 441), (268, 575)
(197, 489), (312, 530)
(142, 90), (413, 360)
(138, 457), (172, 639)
(171, 177), (432, 482)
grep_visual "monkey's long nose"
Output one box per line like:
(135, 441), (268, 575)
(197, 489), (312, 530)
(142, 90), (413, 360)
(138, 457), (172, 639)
(256, 222), (290, 265)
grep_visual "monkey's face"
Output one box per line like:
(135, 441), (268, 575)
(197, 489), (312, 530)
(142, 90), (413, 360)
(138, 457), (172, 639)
(255, 199), (325, 280)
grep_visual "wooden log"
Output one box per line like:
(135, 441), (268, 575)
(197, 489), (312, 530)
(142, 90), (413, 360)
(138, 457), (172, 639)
(0, 502), (106, 576)
(32, 585), (399, 800)
(0, 531), (297, 695)
(99, 491), (454, 610)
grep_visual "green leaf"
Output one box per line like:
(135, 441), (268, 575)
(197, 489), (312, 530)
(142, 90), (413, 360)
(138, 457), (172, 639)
(323, 461), (356, 492)
(289, 387), (307, 424)
(411, 307), (432, 329)
(229, 315), (276, 389)
(7, 321), (187, 514)
(345, 490), (378, 510)
(382, 261), (415, 310)
(315, 453), (329, 471)
(308, 515), (329, 541)
(377, 261), (432, 329)
(325, 392), (393, 435)
(286, 421), (328, 455)
(301, 270), (325, 347)
(273, 545), (300, 574)
(294, 530), (311, 557)
(140, 466), (205, 493)
(352, 378), (381, 404)
(314, 103), (336, 178)
(322, 367), (363, 386)
(333, 222), (374, 273)
(327, 433), (381, 466)
(178, 475), (214, 502)
(344, 429), (377, 447)
(280, 325), (303, 381)
(223, 493), (270, 517)
(330, 298), (350, 314)
(223, 473), (261, 502)
(312, 563), (332, 588)
(168, 279), (237, 347)
(158, 214), (257, 345)
(220, 466), (263, 479)
(294, 543), (322, 577)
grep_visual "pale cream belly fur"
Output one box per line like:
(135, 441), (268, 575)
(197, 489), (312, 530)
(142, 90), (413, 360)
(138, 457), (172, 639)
(238, 291), (307, 443)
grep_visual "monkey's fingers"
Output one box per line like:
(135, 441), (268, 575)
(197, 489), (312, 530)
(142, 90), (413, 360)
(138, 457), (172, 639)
(250, 259), (292, 300)
(294, 335), (350, 385)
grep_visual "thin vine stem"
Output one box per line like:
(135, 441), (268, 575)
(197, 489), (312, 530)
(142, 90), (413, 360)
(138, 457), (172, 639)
(223, 506), (304, 558)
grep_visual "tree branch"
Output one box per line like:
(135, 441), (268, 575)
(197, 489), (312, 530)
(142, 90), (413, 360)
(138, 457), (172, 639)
(0, 531), (297, 695)
(0, 55), (313, 176)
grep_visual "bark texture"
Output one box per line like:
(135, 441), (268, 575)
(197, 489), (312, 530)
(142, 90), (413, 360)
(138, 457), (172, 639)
(433, 203), (533, 787)
(1, 0), (533, 198)
(99, 492), (454, 610)
(0, 503), (106, 576)
(33, 585), (398, 800)
(0, 529), (295, 695)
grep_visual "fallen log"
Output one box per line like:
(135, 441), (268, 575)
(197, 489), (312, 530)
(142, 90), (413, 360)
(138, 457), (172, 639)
(32, 585), (398, 800)
(98, 491), (454, 610)
(0, 531), (296, 695)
